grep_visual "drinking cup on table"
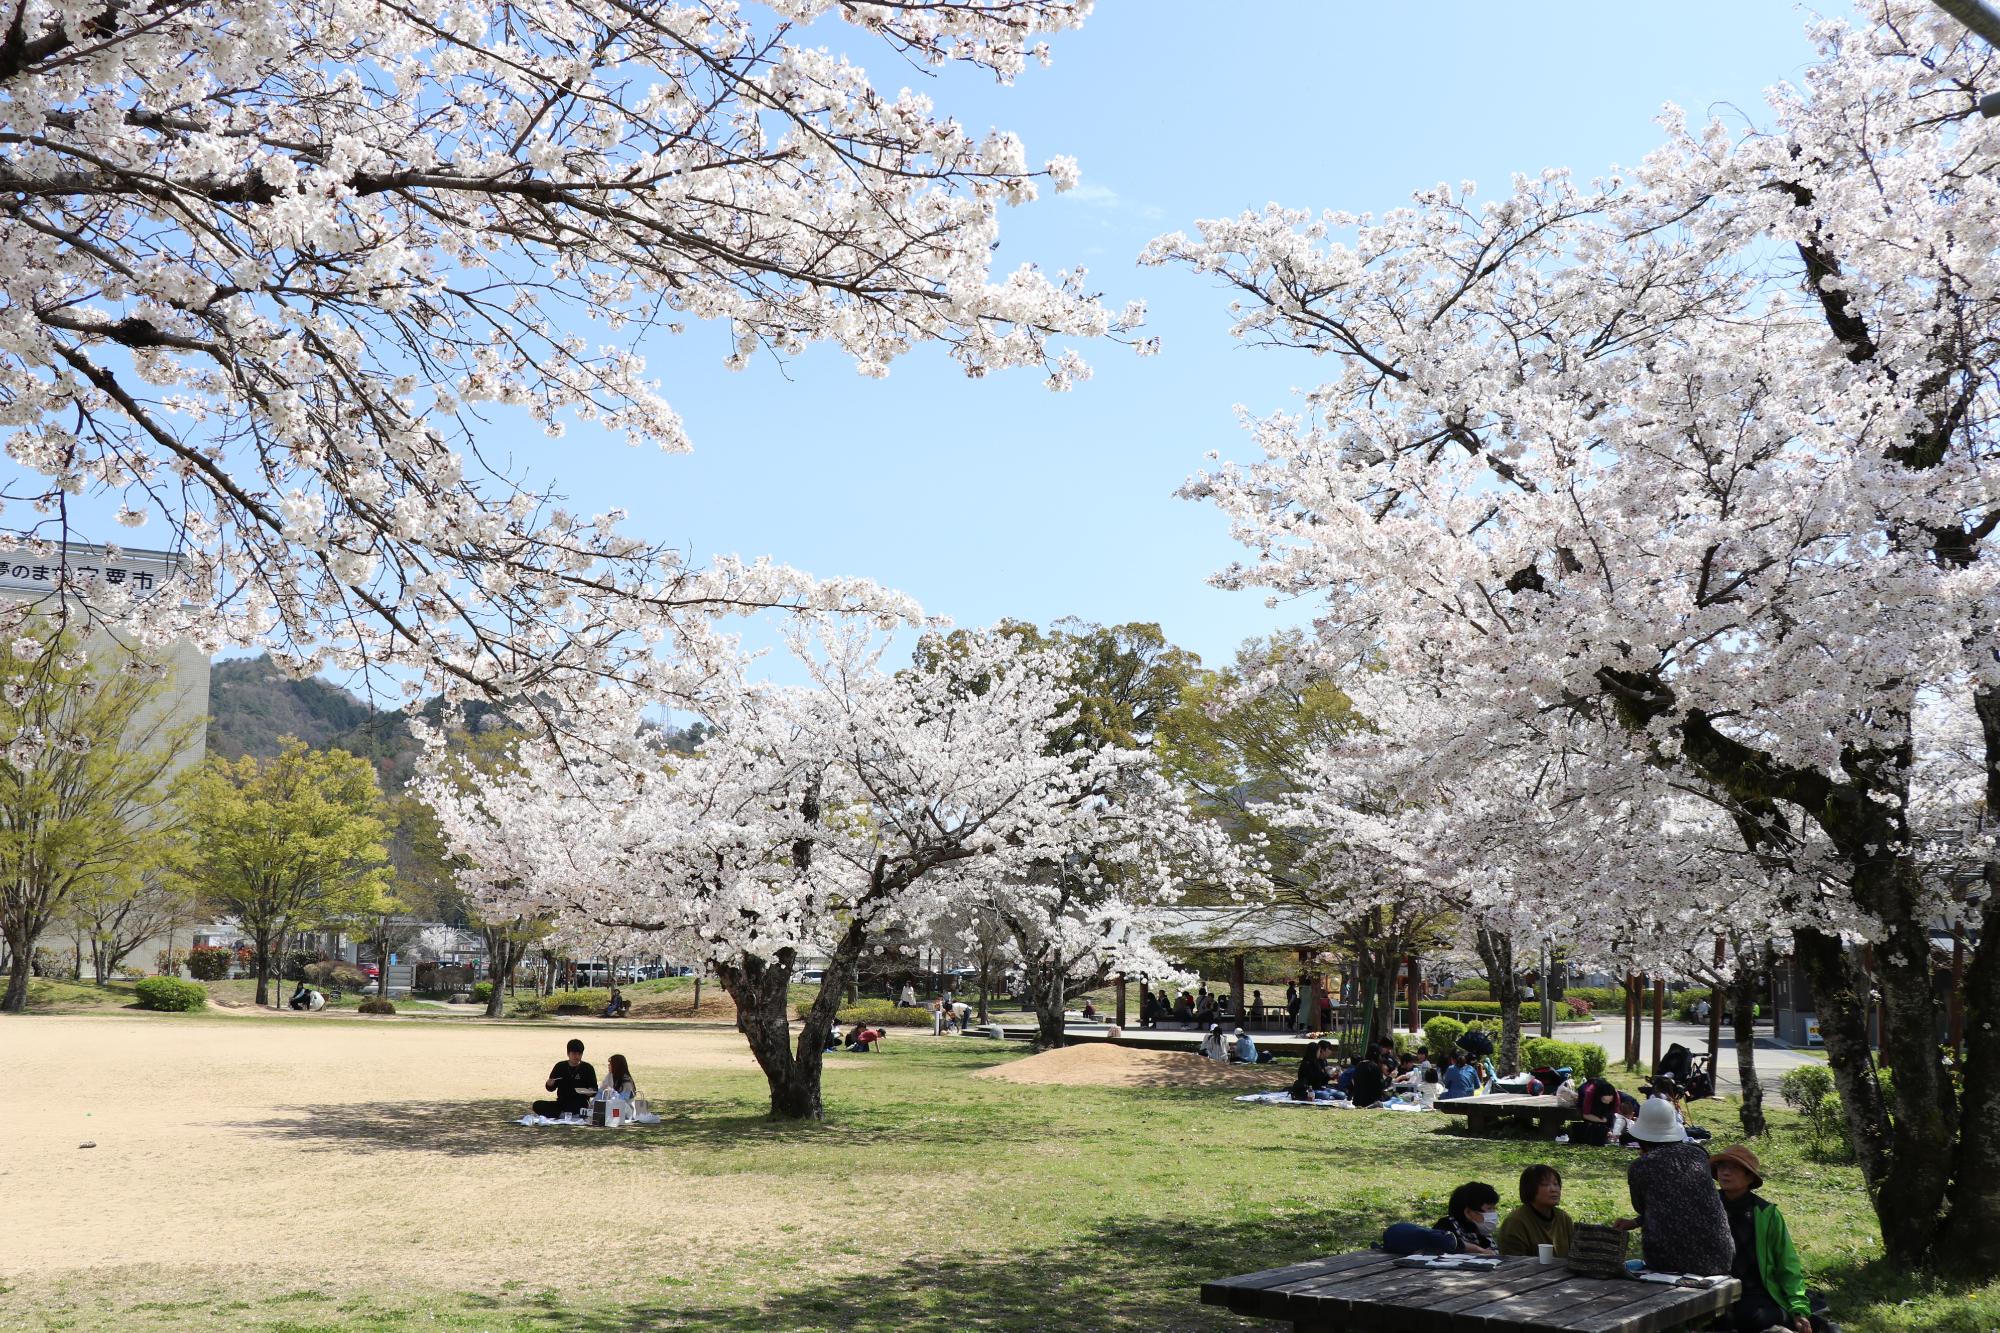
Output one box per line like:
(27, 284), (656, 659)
(1537, 1243), (1555, 1266)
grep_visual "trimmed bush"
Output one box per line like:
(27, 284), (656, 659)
(472, 981), (495, 1004)
(304, 960), (369, 990)
(186, 945), (233, 981)
(513, 987), (615, 1017)
(134, 977), (207, 1011)
(1520, 1037), (1605, 1080)
(357, 998), (396, 1015)
(836, 1000), (935, 1027)
(1422, 1015), (1467, 1055)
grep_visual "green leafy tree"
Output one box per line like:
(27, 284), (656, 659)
(0, 642), (195, 1011)
(181, 739), (390, 1005)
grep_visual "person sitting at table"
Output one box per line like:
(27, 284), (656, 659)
(599, 1052), (638, 1100)
(1497, 1163), (1576, 1258)
(1613, 1098), (1734, 1275)
(1080, 998), (1098, 1021)
(1711, 1144), (1819, 1333)
(533, 1038), (597, 1118)
(1381, 1180), (1501, 1256)
(1196, 993), (1218, 1028)
(1250, 988), (1266, 1022)
(1289, 1040), (1338, 1101)
(1572, 1075), (1621, 1146)
(1199, 1023), (1231, 1061)
(1440, 1051), (1481, 1099)
(1174, 990), (1197, 1026)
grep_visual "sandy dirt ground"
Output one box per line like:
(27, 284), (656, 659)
(972, 1041), (1280, 1090)
(0, 1013), (873, 1301)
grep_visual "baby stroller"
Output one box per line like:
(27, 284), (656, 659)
(1655, 1042), (1715, 1101)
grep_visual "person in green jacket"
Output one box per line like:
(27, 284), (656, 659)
(1496, 1163), (1576, 1259)
(1710, 1144), (1813, 1333)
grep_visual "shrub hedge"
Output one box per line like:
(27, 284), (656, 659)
(472, 981), (495, 1004)
(357, 998), (397, 1015)
(1520, 1036), (1607, 1080)
(134, 977), (207, 1011)
(186, 945), (233, 981)
(513, 987), (614, 1017)
(835, 1000), (935, 1027)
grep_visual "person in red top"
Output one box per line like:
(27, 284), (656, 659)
(845, 1025), (886, 1052)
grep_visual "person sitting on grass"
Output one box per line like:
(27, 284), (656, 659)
(1348, 1053), (1389, 1108)
(1199, 1023), (1231, 1061)
(1497, 1163), (1575, 1258)
(1290, 1040), (1337, 1101)
(1712, 1145), (1818, 1333)
(1440, 1051), (1481, 1099)
(1382, 1181), (1501, 1256)
(533, 1038), (597, 1118)
(600, 1053), (637, 1100)
(846, 1024), (885, 1052)
(1229, 1027), (1273, 1064)
(600, 988), (630, 1019)
(1614, 1098), (1733, 1275)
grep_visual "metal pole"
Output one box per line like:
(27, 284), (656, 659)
(1936, 0), (2000, 48)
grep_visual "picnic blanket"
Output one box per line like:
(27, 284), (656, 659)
(1234, 1090), (1356, 1109)
(1232, 1091), (1433, 1112)
(516, 1112), (662, 1127)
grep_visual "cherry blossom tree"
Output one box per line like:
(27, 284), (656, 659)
(0, 0), (1133, 713)
(420, 623), (1193, 1119)
(1150, 2), (2000, 1269)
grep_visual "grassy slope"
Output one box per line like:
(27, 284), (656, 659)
(9, 1036), (1994, 1333)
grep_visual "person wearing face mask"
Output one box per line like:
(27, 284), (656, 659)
(1380, 1181), (1501, 1256)
(1497, 1163), (1576, 1259)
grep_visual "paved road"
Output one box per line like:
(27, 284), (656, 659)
(1565, 1020), (1823, 1092)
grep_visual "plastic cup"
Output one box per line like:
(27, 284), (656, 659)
(1537, 1243), (1555, 1265)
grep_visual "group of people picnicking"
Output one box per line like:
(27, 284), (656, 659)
(1284, 1035), (1493, 1107)
(1382, 1131), (1826, 1331)
(529, 1038), (641, 1119)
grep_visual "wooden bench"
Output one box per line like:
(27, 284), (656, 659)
(1202, 1250), (1738, 1333)
(1434, 1093), (1584, 1137)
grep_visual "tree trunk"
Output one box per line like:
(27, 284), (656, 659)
(1028, 956), (1071, 1051)
(1, 923), (32, 1011)
(718, 939), (851, 1121)
(1731, 941), (1766, 1138)
(253, 931), (274, 1007)
(1473, 926), (1521, 1074)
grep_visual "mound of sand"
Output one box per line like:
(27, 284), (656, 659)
(972, 1041), (1282, 1090)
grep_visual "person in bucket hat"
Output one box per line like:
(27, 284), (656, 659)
(1712, 1144), (1818, 1333)
(1612, 1097), (1733, 1276)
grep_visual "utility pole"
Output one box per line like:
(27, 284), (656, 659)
(1539, 945), (1555, 1038)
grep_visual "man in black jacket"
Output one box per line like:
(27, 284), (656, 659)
(533, 1038), (597, 1118)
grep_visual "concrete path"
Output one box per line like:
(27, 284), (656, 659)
(1565, 1019), (1824, 1092)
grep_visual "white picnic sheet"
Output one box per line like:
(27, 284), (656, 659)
(1232, 1091), (1433, 1112)
(516, 1112), (662, 1127)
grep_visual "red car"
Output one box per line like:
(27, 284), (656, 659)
(363, 964), (380, 979)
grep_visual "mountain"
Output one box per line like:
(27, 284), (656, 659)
(206, 655), (383, 762)
(207, 653), (710, 785)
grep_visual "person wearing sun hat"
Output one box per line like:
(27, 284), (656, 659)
(1711, 1144), (1815, 1333)
(1612, 1096), (1733, 1276)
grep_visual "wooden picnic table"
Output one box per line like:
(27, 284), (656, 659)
(1201, 1251), (1740, 1333)
(1434, 1093), (1584, 1137)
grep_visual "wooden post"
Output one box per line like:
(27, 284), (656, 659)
(1951, 927), (1966, 1063)
(1229, 954), (1246, 1017)
(1651, 976), (1665, 1073)
(1114, 974), (1127, 1028)
(1625, 972), (1643, 1069)
(1408, 954), (1423, 1038)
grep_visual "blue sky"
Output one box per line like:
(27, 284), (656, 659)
(54, 3), (1852, 699)
(530, 1), (1849, 687)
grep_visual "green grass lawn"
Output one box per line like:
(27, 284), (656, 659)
(10, 1035), (1995, 1333)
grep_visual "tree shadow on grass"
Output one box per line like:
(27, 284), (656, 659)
(463, 1206), (1410, 1333)
(227, 1096), (1048, 1158)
